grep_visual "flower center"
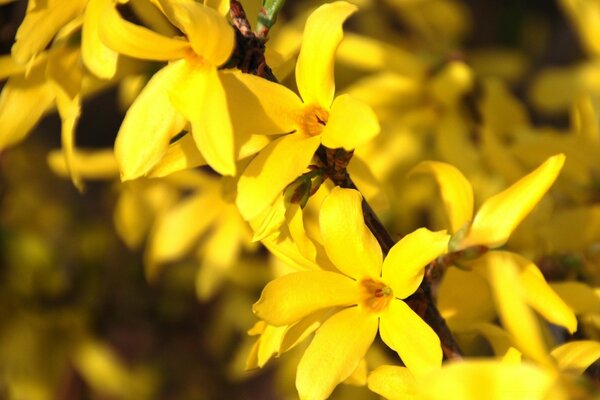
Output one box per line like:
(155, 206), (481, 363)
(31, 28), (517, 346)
(299, 104), (329, 137)
(359, 278), (393, 313)
(184, 48), (207, 67)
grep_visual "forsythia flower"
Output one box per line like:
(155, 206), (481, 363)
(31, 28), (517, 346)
(236, 1), (380, 222)
(253, 187), (449, 399)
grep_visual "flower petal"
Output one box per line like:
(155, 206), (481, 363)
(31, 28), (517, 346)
(115, 60), (187, 180)
(82, 0), (118, 79)
(380, 299), (442, 376)
(410, 161), (474, 234)
(367, 366), (417, 400)
(551, 341), (600, 375)
(319, 187), (383, 280)
(482, 251), (552, 366)
(461, 154), (565, 249)
(253, 270), (358, 326)
(296, 1), (357, 107)
(147, 133), (207, 178)
(100, 1), (190, 61)
(320, 94), (380, 150)
(170, 65), (236, 175)
(236, 133), (321, 221)
(296, 306), (378, 400)
(157, 0), (234, 65)
(382, 228), (449, 299)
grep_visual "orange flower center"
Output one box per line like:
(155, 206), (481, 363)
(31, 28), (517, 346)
(360, 278), (393, 313)
(299, 104), (329, 137)
(184, 47), (206, 67)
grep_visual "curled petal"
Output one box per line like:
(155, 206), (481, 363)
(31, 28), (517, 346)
(410, 161), (474, 234)
(321, 94), (380, 150)
(380, 299), (442, 376)
(551, 341), (600, 375)
(296, 1), (357, 107)
(296, 306), (378, 400)
(461, 154), (565, 249)
(253, 270), (358, 326)
(320, 187), (383, 280)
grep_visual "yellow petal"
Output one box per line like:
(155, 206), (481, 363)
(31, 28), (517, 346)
(236, 133), (321, 221)
(147, 133), (207, 178)
(461, 154), (565, 249)
(0, 61), (55, 150)
(296, 306), (378, 400)
(170, 66), (235, 175)
(296, 1), (357, 107)
(516, 256), (577, 333)
(367, 365), (417, 400)
(320, 94), (380, 150)
(157, 0), (234, 65)
(47, 149), (119, 179)
(0, 55), (25, 79)
(319, 187), (383, 280)
(100, 2), (190, 61)
(550, 281), (600, 315)
(420, 361), (557, 400)
(482, 252), (551, 366)
(115, 60), (187, 180)
(551, 340), (600, 375)
(382, 228), (449, 299)
(279, 310), (326, 354)
(82, 0), (118, 79)
(252, 270), (358, 326)
(288, 204), (318, 262)
(410, 161), (474, 234)
(380, 299), (442, 376)
(11, 0), (86, 64)
(220, 71), (301, 137)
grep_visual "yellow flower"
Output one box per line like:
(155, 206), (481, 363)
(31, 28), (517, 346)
(100, 0), (238, 178)
(253, 187), (449, 399)
(236, 1), (380, 222)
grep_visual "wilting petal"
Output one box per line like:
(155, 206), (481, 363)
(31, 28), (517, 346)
(115, 60), (187, 180)
(295, 1), (357, 107)
(157, 0), (234, 65)
(253, 270), (358, 326)
(482, 251), (552, 366)
(296, 306), (378, 400)
(419, 361), (557, 400)
(236, 133), (321, 221)
(410, 161), (474, 234)
(320, 187), (383, 280)
(321, 94), (380, 150)
(100, 2), (190, 61)
(367, 366), (417, 400)
(380, 299), (442, 376)
(0, 60), (55, 149)
(516, 255), (577, 333)
(383, 228), (449, 299)
(170, 65), (235, 175)
(82, 0), (118, 79)
(221, 71), (301, 137)
(11, 0), (86, 64)
(462, 154), (565, 249)
(551, 341), (600, 375)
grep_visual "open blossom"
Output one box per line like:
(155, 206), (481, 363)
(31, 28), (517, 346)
(253, 187), (449, 399)
(236, 1), (380, 222)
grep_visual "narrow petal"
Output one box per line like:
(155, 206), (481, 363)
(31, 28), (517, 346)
(482, 251), (552, 366)
(148, 133), (207, 178)
(236, 133), (321, 221)
(516, 255), (577, 333)
(11, 0), (86, 64)
(380, 299), (442, 376)
(319, 187), (383, 280)
(47, 149), (119, 180)
(296, 306), (378, 400)
(100, 2), (190, 61)
(252, 270), (358, 326)
(382, 228), (450, 299)
(320, 94), (380, 150)
(296, 1), (357, 107)
(462, 154), (565, 249)
(170, 65), (236, 175)
(550, 281), (600, 315)
(410, 161), (474, 234)
(82, 0), (118, 79)
(551, 341), (600, 375)
(367, 366), (417, 400)
(115, 60), (187, 180)
(157, 0), (234, 65)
